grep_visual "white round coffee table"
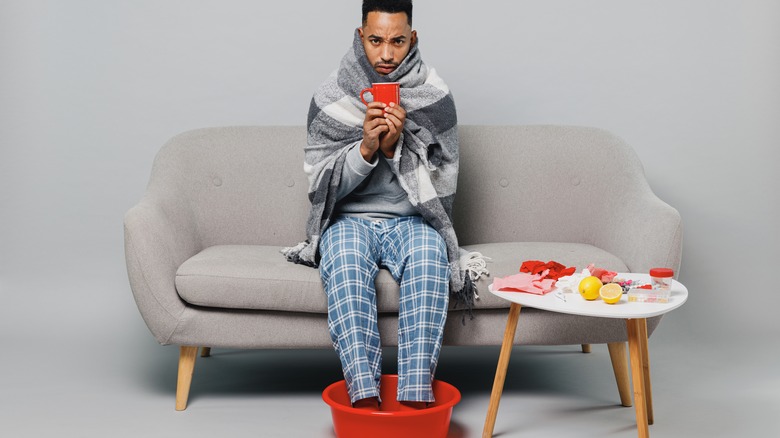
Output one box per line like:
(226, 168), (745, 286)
(482, 273), (688, 438)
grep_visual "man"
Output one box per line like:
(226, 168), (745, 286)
(283, 0), (481, 410)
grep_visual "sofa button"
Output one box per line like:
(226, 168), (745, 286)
(286, 178), (295, 188)
(499, 178), (509, 188)
(571, 177), (581, 186)
(212, 177), (222, 187)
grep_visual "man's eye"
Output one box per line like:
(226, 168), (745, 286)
(393, 40), (405, 46)
(370, 39), (381, 45)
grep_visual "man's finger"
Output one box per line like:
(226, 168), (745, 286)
(385, 119), (397, 136)
(366, 108), (386, 120)
(368, 123), (389, 136)
(368, 118), (390, 129)
(384, 103), (406, 117)
(384, 113), (403, 128)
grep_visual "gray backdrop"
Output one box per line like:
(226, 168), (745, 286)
(1, 0), (778, 423)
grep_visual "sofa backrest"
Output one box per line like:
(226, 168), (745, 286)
(147, 126), (310, 248)
(146, 125), (651, 248)
(453, 125), (650, 245)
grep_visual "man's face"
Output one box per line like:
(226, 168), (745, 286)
(359, 11), (417, 76)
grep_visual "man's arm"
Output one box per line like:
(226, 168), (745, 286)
(335, 142), (377, 201)
(335, 100), (407, 200)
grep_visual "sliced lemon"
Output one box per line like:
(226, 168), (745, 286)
(578, 276), (603, 301)
(599, 283), (623, 304)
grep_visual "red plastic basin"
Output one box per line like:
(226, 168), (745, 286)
(322, 374), (461, 438)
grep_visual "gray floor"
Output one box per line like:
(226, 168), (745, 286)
(2, 278), (778, 438)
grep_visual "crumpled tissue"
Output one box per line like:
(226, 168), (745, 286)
(556, 264), (618, 293)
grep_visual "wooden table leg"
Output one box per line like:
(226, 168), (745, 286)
(608, 341), (633, 407)
(626, 318), (649, 438)
(482, 303), (522, 438)
(638, 318), (654, 424)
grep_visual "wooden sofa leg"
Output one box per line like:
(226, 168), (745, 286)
(200, 347), (211, 357)
(608, 342), (633, 407)
(176, 346), (199, 411)
(581, 344), (591, 353)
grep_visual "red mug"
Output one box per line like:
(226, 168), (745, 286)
(360, 82), (400, 106)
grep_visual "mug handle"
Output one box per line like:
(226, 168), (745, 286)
(359, 87), (373, 106)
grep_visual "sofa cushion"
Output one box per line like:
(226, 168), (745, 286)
(175, 243), (628, 313)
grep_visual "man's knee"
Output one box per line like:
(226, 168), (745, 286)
(321, 221), (372, 266)
(320, 221), (377, 288)
(409, 225), (448, 265)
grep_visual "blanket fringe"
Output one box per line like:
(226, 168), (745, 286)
(459, 251), (491, 300)
(280, 240), (318, 268)
(453, 275), (477, 325)
(452, 251), (491, 324)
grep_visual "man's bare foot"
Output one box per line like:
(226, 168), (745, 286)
(352, 397), (380, 411)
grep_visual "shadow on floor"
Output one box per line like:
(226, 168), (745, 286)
(134, 343), (618, 406)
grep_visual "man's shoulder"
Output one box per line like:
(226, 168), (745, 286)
(315, 69), (339, 91)
(423, 67), (450, 94)
(310, 70), (364, 129)
(312, 70), (345, 102)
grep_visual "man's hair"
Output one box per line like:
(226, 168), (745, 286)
(362, 0), (413, 26)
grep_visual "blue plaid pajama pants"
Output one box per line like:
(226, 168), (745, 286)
(319, 216), (450, 404)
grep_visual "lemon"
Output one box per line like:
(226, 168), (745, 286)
(599, 283), (623, 304)
(578, 276), (603, 300)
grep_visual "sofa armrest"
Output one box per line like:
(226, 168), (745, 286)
(593, 190), (683, 276)
(124, 196), (202, 344)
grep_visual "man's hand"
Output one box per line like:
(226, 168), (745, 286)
(360, 101), (407, 161)
(360, 102), (390, 162)
(378, 102), (406, 158)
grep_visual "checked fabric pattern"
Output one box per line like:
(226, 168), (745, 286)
(319, 216), (450, 403)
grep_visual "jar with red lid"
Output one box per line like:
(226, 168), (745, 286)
(649, 268), (674, 291)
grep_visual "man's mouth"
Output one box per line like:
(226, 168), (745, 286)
(376, 64), (397, 75)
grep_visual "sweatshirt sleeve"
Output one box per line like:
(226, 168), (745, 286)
(336, 141), (377, 201)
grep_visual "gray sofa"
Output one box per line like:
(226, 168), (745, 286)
(124, 125), (682, 410)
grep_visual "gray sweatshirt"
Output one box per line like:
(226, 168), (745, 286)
(335, 141), (419, 220)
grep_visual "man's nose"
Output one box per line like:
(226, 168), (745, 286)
(380, 43), (394, 61)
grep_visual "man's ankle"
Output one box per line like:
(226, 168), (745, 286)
(352, 396), (380, 410)
(399, 400), (429, 410)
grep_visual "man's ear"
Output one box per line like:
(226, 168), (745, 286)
(411, 30), (417, 46)
(358, 27), (364, 39)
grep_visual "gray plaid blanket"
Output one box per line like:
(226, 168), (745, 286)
(282, 30), (486, 315)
